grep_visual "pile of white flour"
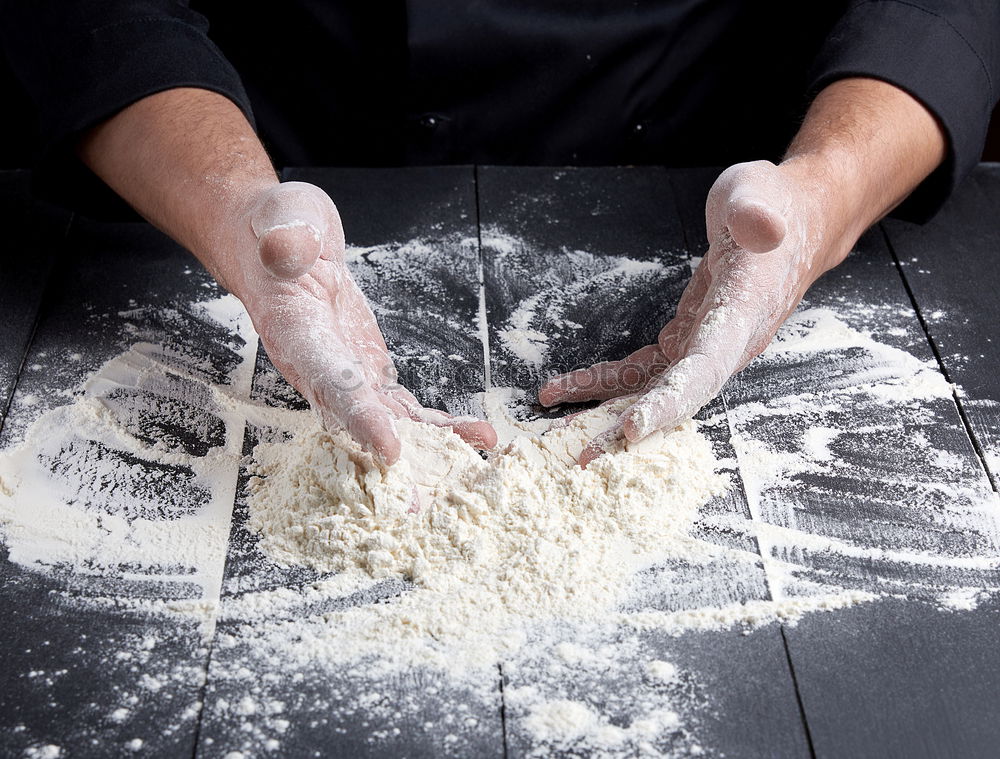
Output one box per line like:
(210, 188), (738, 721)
(243, 401), (727, 667)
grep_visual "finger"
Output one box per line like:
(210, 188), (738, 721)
(727, 195), (787, 253)
(657, 256), (713, 362)
(388, 387), (499, 450)
(378, 391), (410, 419)
(297, 343), (401, 465)
(406, 407), (498, 450)
(619, 353), (721, 442)
(538, 344), (667, 406)
(548, 394), (639, 430)
(547, 408), (588, 430)
(319, 387), (402, 465)
(251, 182), (344, 279)
(540, 223), (716, 410)
(256, 221), (322, 280)
(706, 161), (790, 253)
(448, 418), (499, 450)
(578, 420), (625, 469)
(623, 299), (759, 441)
(349, 401), (401, 465)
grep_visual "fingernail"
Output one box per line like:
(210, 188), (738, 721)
(260, 219), (321, 241)
(623, 410), (649, 441)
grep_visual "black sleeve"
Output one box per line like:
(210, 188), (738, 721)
(0, 0), (254, 216)
(809, 0), (1000, 222)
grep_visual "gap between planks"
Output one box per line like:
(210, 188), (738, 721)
(878, 222), (999, 494)
(667, 169), (817, 758)
(474, 164), (509, 758)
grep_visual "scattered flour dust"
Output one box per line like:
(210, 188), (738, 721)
(0, 297), (256, 609)
(482, 227), (672, 371)
(520, 697), (681, 754)
(23, 746), (62, 759)
(2, 229), (1000, 758)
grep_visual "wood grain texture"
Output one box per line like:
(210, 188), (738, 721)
(768, 233), (1000, 759)
(478, 166), (688, 393)
(0, 171), (68, 429)
(671, 168), (1000, 758)
(883, 164), (1000, 489)
(0, 218), (237, 758)
(479, 166), (811, 758)
(195, 166), (504, 759)
(789, 597), (1000, 759)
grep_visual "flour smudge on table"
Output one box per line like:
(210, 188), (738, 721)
(2, 227), (1000, 757)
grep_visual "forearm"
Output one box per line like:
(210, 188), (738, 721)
(77, 87), (279, 291)
(780, 77), (947, 268)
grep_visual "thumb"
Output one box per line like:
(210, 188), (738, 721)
(251, 182), (344, 279)
(707, 161), (790, 253)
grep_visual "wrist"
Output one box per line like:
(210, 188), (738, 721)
(777, 78), (946, 274)
(776, 151), (867, 273)
(218, 181), (346, 304)
(77, 88), (281, 291)
(197, 176), (280, 293)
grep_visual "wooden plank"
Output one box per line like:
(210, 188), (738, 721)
(882, 165), (1000, 487)
(479, 166), (811, 758)
(789, 597), (1000, 759)
(745, 228), (1000, 757)
(195, 167), (505, 758)
(0, 217), (246, 757)
(5, 164), (996, 758)
(0, 171), (67, 426)
(668, 165), (1000, 757)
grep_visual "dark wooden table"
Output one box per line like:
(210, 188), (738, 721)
(1, 165), (999, 758)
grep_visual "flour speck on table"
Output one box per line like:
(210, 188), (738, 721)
(2, 223), (999, 756)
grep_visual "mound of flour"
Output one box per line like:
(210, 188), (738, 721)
(243, 404), (728, 664)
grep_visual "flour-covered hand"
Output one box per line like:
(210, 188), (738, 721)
(231, 182), (497, 465)
(539, 161), (839, 466)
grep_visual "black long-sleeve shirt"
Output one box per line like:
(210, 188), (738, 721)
(2, 1), (998, 221)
